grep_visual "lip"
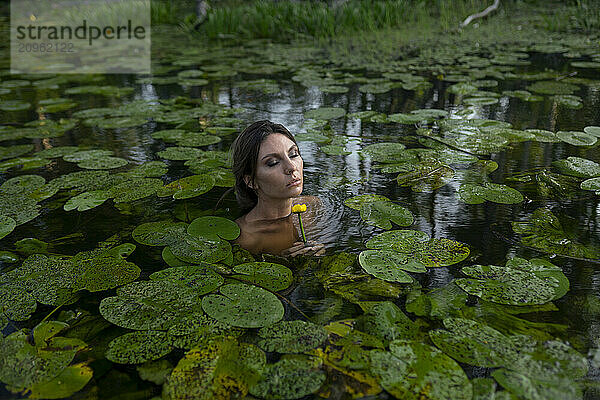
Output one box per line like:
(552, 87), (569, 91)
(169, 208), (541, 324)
(287, 179), (301, 187)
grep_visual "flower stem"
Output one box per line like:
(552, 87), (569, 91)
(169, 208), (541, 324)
(298, 213), (307, 244)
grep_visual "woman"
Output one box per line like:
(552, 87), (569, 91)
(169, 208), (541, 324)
(231, 120), (325, 257)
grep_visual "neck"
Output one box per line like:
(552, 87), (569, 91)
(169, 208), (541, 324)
(247, 197), (294, 222)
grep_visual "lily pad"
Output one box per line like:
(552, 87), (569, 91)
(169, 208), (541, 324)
(132, 221), (189, 246)
(396, 163), (455, 192)
(187, 216), (240, 241)
(556, 130), (597, 146)
(366, 230), (470, 268)
(527, 81), (579, 95)
(358, 250), (418, 282)
(0, 100), (31, 111)
(202, 283), (284, 328)
(455, 257), (569, 305)
(512, 208), (600, 259)
(78, 156), (129, 170)
(584, 126), (600, 137)
(370, 340), (472, 400)
(553, 94), (583, 109)
(249, 356), (325, 400)
(458, 183), (523, 204)
(63, 190), (110, 211)
(149, 264), (224, 295)
(359, 200), (414, 229)
(304, 107), (346, 120)
(581, 177), (600, 194)
(63, 150), (113, 163)
(344, 194), (391, 210)
(256, 320), (328, 353)
(231, 262), (293, 292)
(106, 331), (173, 364)
(157, 174), (215, 199)
(99, 280), (204, 330)
(553, 156), (600, 178)
(0, 215), (16, 240)
(166, 233), (232, 264)
(157, 146), (204, 160)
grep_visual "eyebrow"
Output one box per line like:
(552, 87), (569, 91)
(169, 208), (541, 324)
(261, 145), (298, 160)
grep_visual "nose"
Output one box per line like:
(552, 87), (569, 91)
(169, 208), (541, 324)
(283, 156), (297, 175)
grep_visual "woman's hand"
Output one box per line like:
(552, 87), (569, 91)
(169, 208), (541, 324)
(281, 240), (325, 257)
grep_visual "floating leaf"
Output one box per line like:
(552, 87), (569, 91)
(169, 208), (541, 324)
(0, 215), (16, 239)
(556, 130), (597, 146)
(157, 174), (215, 199)
(396, 163), (455, 192)
(581, 177), (600, 194)
(187, 216), (240, 241)
(554, 94), (583, 109)
(304, 107), (346, 120)
(584, 126), (600, 137)
(231, 262), (293, 292)
(157, 146), (204, 160)
(106, 331), (173, 364)
(370, 340), (472, 400)
(553, 157), (600, 178)
(358, 250), (420, 282)
(0, 100), (31, 111)
(356, 302), (421, 343)
(344, 194), (391, 211)
(458, 183), (523, 204)
(202, 283), (284, 328)
(150, 264), (224, 295)
(359, 200), (413, 229)
(27, 363), (93, 400)
(137, 359), (173, 385)
(64, 190), (110, 211)
(0, 286), (37, 321)
(256, 320), (328, 353)
(527, 81), (579, 95)
(492, 368), (581, 400)
(366, 230), (470, 268)
(78, 156), (129, 170)
(249, 356), (325, 400)
(132, 221), (188, 246)
(99, 280), (204, 330)
(512, 208), (600, 259)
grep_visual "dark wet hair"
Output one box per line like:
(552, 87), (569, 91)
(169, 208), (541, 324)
(230, 120), (298, 214)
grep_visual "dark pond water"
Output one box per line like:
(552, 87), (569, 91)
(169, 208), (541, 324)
(1, 22), (600, 399)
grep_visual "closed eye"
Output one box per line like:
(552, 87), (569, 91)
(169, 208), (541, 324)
(267, 152), (300, 167)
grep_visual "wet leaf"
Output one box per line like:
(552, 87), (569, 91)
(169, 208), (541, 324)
(370, 340), (472, 400)
(249, 356), (325, 400)
(553, 156), (600, 178)
(132, 221), (188, 246)
(344, 194), (391, 211)
(359, 200), (414, 229)
(157, 174), (215, 199)
(256, 320), (328, 353)
(556, 131), (597, 146)
(358, 250), (422, 282)
(356, 302), (421, 343)
(99, 280), (204, 330)
(63, 190), (110, 212)
(78, 156), (129, 170)
(187, 216), (240, 241)
(458, 183), (523, 204)
(231, 262), (293, 292)
(581, 177), (600, 194)
(150, 264), (224, 295)
(0, 215), (16, 239)
(106, 331), (173, 364)
(202, 283), (284, 328)
(304, 107), (346, 120)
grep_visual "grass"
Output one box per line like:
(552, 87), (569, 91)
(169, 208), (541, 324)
(193, 0), (495, 42)
(537, 0), (600, 33)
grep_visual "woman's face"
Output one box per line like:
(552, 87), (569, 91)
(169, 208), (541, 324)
(246, 133), (303, 201)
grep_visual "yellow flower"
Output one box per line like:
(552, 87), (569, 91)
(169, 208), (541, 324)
(292, 203), (307, 213)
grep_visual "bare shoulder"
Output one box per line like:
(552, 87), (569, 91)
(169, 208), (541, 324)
(234, 215), (260, 253)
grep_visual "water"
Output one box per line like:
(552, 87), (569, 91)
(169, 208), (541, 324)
(1, 23), (600, 399)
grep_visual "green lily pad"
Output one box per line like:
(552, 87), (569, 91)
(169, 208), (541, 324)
(106, 331), (173, 364)
(0, 100), (31, 111)
(63, 190), (110, 211)
(37, 98), (77, 113)
(370, 340), (472, 400)
(0, 285), (37, 321)
(166, 233), (232, 264)
(0, 215), (16, 239)
(387, 113), (424, 124)
(512, 208), (600, 259)
(0, 144), (34, 161)
(109, 177), (164, 203)
(458, 183), (523, 204)
(149, 264), (224, 295)
(249, 356), (325, 400)
(556, 130), (597, 146)
(320, 144), (351, 155)
(157, 174), (216, 199)
(366, 230), (470, 268)
(525, 129), (560, 142)
(78, 156), (129, 170)
(464, 97), (499, 106)
(356, 302), (421, 344)
(176, 133), (222, 147)
(0, 322), (87, 390)
(63, 150), (113, 163)
(304, 107), (346, 120)
(456, 257), (569, 306)
(358, 250), (419, 282)
(344, 194), (391, 210)
(581, 177), (600, 194)
(202, 283), (284, 328)
(584, 126), (600, 137)
(554, 94), (583, 109)
(164, 339), (265, 400)
(132, 221), (188, 246)
(187, 216), (240, 241)
(358, 82), (396, 94)
(125, 161), (168, 178)
(256, 320), (328, 353)
(99, 280), (204, 330)
(157, 146), (204, 160)
(527, 81), (579, 95)
(27, 363), (93, 400)
(231, 262), (293, 292)
(359, 200), (414, 229)
(137, 359), (173, 385)
(503, 90), (543, 102)
(492, 368), (581, 400)
(396, 163), (455, 192)
(65, 85), (134, 97)
(553, 156), (600, 178)
(430, 318), (518, 368)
